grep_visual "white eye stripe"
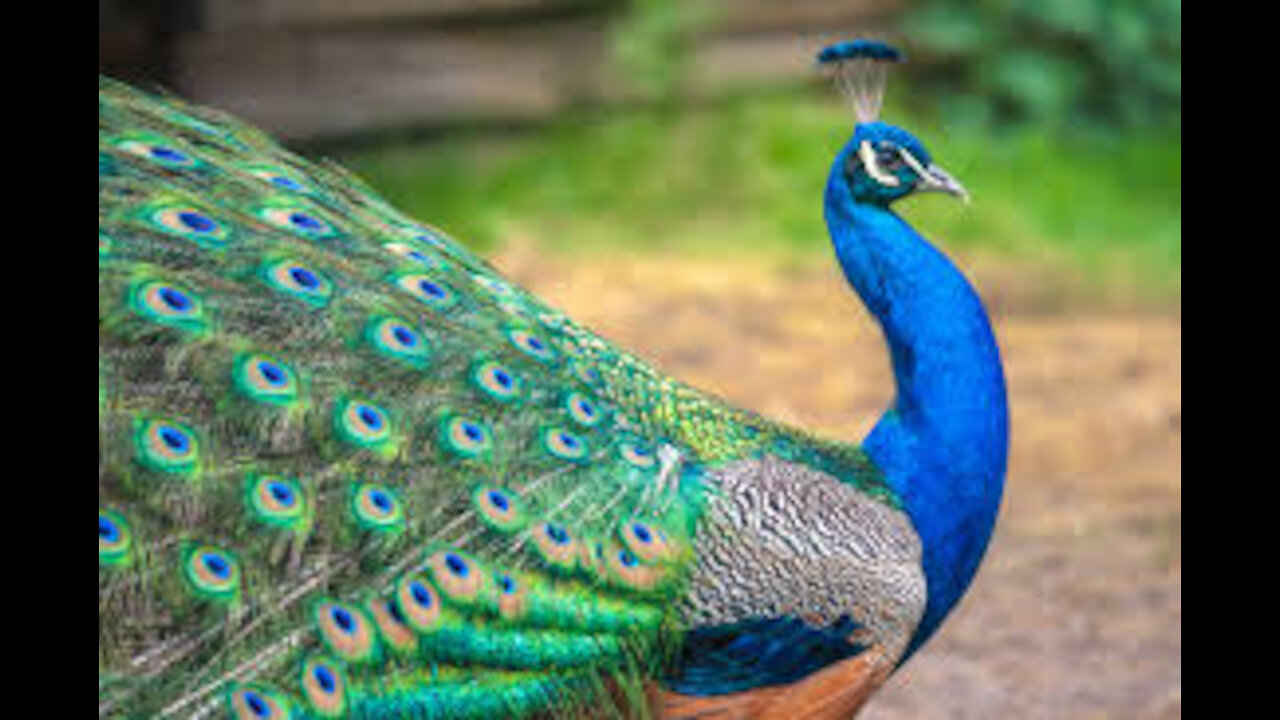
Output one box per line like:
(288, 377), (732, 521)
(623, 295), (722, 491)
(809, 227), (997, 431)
(897, 147), (934, 181)
(859, 141), (901, 187)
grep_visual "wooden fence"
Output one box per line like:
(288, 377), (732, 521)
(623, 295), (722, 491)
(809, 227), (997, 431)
(100, 0), (905, 139)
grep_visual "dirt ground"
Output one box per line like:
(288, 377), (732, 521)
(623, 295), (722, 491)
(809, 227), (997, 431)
(499, 249), (1182, 720)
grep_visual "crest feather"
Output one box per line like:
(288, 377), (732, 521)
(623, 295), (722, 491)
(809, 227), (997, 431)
(817, 39), (905, 124)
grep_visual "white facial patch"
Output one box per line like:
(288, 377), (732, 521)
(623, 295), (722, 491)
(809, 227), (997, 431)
(859, 141), (901, 187)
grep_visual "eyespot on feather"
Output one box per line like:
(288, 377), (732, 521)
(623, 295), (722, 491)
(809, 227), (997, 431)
(507, 328), (558, 364)
(438, 415), (494, 460)
(262, 259), (335, 307)
(350, 483), (406, 535)
(617, 520), (679, 566)
(617, 440), (658, 470)
(393, 272), (458, 311)
(257, 201), (339, 241)
(472, 485), (527, 534)
(335, 399), (394, 451)
(602, 540), (669, 594)
(564, 392), (605, 428)
(99, 509), (134, 568)
(471, 361), (523, 404)
(148, 204), (230, 248)
(227, 684), (295, 720)
(425, 549), (488, 607)
(130, 280), (208, 332)
(182, 545), (242, 602)
(246, 475), (307, 530)
(299, 656), (348, 718)
(395, 574), (444, 634)
(366, 317), (430, 368)
(134, 417), (200, 476)
(114, 135), (201, 169)
(314, 600), (379, 663)
(234, 354), (301, 407)
(530, 521), (580, 573)
(541, 427), (589, 463)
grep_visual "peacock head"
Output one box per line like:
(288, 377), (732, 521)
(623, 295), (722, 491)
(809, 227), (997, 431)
(839, 122), (967, 207)
(818, 40), (968, 208)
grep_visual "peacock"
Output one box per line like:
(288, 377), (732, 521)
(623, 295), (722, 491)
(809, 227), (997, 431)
(99, 39), (1009, 719)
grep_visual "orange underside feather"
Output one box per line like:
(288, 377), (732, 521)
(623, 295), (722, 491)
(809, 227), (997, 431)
(656, 648), (890, 720)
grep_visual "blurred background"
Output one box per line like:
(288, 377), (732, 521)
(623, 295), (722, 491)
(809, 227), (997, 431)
(100, 1), (1181, 718)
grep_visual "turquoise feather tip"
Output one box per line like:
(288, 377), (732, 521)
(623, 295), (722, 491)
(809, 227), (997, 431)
(816, 39), (905, 66)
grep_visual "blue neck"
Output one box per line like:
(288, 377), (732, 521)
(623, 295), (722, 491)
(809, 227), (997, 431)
(825, 170), (1009, 661)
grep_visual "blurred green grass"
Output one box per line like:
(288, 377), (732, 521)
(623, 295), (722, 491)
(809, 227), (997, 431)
(335, 88), (1180, 301)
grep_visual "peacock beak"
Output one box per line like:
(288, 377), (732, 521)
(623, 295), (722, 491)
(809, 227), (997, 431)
(918, 164), (970, 204)
(898, 148), (970, 204)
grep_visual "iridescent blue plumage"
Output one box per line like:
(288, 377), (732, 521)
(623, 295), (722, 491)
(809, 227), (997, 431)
(671, 617), (868, 696)
(816, 39), (906, 65)
(826, 123), (1008, 660)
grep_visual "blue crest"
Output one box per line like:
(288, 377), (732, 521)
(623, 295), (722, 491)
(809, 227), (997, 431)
(816, 39), (905, 66)
(816, 39), (906, 124)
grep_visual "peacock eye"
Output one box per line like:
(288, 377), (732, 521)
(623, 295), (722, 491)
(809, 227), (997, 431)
(875, 145), (904, 172)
